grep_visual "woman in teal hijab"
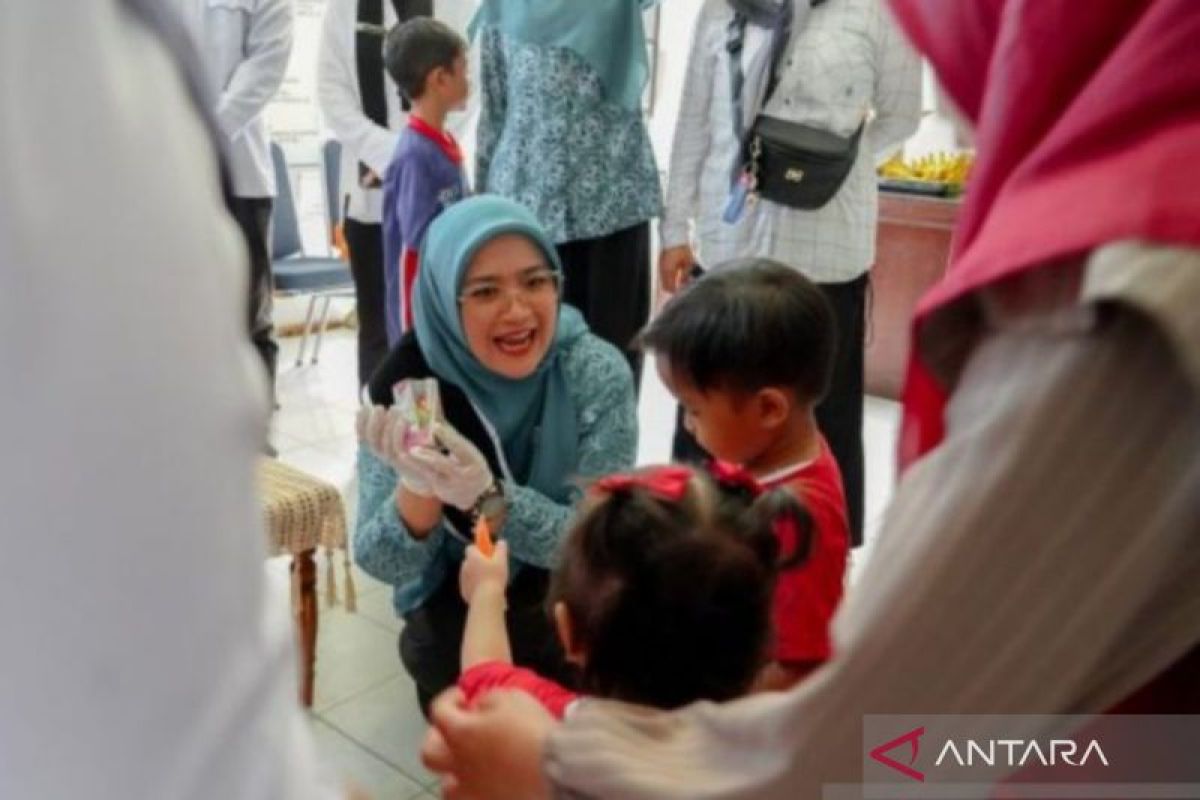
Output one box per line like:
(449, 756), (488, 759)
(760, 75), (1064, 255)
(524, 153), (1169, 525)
(354, 195), (638, 714)
(471, 0), (663, 389)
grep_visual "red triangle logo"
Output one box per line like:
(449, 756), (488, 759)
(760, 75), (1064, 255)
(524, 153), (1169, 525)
(869, 726), (926, 782)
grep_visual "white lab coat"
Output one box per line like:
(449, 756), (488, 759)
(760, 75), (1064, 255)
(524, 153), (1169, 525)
(317, 0), (478, 224)
(0, 4), (337, 797)
(175, 0), (295, 197)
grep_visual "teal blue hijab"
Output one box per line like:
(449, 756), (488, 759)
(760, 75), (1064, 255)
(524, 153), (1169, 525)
(469, 0), (660, 112)
(413, 195), (587, 501)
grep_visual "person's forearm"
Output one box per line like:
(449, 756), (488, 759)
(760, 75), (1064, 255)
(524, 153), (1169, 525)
(216, 0), (293, 138)
(870, 3), (921, 154)
(397, 488), (442, 538)
(503, 341), (638, 568)
(462, 583), (512, 669)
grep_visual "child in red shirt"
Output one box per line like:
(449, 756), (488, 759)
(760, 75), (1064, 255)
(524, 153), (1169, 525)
(639, 259), (850, 690)
(456, 465), (805, 718)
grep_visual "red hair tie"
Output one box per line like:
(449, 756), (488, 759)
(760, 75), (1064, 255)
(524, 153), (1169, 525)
(593, 466), (695, 502)
(708, 460), (763, 497)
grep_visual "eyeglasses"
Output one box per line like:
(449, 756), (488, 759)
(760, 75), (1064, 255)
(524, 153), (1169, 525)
(458, 269), (562, 310)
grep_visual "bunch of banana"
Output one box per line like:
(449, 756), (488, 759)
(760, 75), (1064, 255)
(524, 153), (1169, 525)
(879, 150), (973, 189)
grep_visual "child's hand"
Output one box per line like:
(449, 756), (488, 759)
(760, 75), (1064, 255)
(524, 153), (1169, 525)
(460, 539), (509, 604)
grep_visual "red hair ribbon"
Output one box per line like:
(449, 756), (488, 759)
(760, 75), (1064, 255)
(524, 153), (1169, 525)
(707, 460), (764, 497)
(593, 466), (695, 502)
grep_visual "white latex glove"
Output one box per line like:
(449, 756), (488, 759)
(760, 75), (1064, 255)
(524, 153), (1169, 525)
(408, 422), (495, 511)
(355, 404), (391, 459)
(383, 411), (436, 498)
(358, 405), (435, 496)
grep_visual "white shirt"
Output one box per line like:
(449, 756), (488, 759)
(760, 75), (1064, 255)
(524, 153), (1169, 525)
(662, 0), (920, 283)
(175, 0), (295, 198)
(317, 0), (478, 224)
(0, 4), (337, 797)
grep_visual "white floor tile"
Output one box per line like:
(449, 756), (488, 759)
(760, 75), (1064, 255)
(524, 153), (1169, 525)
(308, 718), (426, 800)
(854, 394), (901, 583)
(863, 395), (901, 533)
(320, 675), (435, 786)
(355, 582), (403, 635)
(274, 405), (358, 449)
(312, 608), (405, 713)
(278, 439), (358, 492)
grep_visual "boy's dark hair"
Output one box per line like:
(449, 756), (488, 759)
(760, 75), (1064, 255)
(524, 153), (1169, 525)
(638, 259), (837, 404)
(548, 467), (808, 709)
(384, 18), (466, 102)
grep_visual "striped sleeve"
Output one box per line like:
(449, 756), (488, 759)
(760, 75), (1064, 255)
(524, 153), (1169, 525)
(659, 1), (720, 249)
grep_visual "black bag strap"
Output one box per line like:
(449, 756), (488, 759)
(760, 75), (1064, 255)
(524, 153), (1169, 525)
(725, 3), (794, 148)
(727, 1), (837, 177)
(355, 0), (433, 184)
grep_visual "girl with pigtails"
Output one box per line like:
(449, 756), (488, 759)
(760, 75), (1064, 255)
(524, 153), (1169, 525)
(453, 463), (815, 717)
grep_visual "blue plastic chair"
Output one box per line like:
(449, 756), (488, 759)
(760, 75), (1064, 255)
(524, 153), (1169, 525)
(323, 139), (343, 229)
(271, 142), (353, 366)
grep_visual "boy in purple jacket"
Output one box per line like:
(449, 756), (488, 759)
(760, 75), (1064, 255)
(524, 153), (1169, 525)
(382, 18), (470, 343)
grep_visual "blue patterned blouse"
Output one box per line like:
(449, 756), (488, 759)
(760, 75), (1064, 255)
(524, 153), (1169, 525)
(353, 332), (638, 616)
(475, 26), (663, 244)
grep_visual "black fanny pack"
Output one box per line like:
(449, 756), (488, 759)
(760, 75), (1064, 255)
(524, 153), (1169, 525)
(746, 115), (864, 210)
(728, 1), (860, 210)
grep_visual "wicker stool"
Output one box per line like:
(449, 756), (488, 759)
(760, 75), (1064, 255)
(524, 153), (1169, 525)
(258, 458), (355, 707)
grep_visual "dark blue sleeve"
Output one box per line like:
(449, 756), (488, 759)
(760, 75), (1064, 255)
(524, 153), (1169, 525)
(396, 155), (442, 252)
(382, 161), (404, 289)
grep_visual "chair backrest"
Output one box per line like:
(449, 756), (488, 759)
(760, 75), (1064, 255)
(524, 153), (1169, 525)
(270, 142), (304, 260)
(322, 139), (342, 228)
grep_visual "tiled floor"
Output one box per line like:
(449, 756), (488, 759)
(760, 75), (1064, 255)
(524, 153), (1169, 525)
(269, 327), (900, 798)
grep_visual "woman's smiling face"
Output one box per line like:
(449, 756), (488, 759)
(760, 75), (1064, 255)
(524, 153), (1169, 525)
(459, 234), (561, 379)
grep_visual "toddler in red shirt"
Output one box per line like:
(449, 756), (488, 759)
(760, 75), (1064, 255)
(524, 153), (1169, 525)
(456, 464), (806, 718)
(639, 259), (851, 691)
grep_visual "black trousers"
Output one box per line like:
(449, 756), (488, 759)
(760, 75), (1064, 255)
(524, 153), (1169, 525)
(556, 222), (651, 387)
(345, 218), (390, 388)
(399, 568), (574, 718)
(227, 196), (278, 397)
(814, 274), (867, 547)
(672, 273), (868, 547)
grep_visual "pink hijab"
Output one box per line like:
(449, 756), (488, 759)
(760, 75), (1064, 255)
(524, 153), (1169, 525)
(888, 0), (1200, 468)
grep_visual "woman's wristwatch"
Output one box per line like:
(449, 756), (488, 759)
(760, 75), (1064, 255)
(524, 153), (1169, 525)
(470, 479), (508, 532)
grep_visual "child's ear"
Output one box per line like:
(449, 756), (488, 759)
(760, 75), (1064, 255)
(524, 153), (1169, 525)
(755, 387), (792, 429)
(553, 602), (587, 666)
